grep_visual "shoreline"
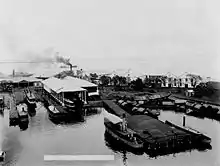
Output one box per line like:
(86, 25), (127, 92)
(99, 87), (220, 106)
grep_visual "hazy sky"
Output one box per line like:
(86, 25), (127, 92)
(0, 0), (219, 79)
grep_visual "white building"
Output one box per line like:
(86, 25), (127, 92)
(161, 73), (202, 88)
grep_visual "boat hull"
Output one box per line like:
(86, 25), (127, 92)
(46, 106), (84, 123)
(25, 98), (37, 110)
(104, 124), (144, 149)
(104, 131), (144, 155)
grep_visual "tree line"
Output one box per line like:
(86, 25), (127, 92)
(90, 73), (219, 99)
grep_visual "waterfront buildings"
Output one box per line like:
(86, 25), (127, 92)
(146, 73), (203, 89)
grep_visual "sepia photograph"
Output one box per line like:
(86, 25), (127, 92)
(0, 0), (219, 166)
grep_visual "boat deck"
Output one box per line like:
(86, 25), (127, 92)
(103, 100), (193, 145)
(127, 115), (189, 143)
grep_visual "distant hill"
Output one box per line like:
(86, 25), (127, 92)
(9, 72), (33, 77)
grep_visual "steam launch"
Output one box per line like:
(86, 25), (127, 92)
(24, 89), (37, 116)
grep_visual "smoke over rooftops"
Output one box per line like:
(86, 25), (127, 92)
(18, 48), (76, 73)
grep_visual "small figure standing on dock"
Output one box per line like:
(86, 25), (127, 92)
(121, 113), (127, 132)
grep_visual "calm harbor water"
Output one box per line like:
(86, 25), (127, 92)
(0, 103), (220, 166)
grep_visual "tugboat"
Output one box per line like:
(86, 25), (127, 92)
(43, 89), (85, 121)
(24, 89), (37, 111)
(0, 151), (6, 162)
(44, 97), (83, 124)
(103, 112), (144, 150)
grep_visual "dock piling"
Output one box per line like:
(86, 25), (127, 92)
(183, 115), (186, 127)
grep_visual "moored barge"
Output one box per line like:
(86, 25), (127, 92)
(126, 115), (193, 152)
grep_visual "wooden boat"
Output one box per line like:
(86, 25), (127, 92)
(186, 108), (204, 118)
(43, 89), (85, 119)
(185, 101), (195, 109)
(165, 120), (211, 144)
(148, 93), (172, 101)
(46, 104), (71, 121)
(161, 101), (175, 109)
(45, 100), (84, 123)
(145, 108), (160, 118)
(17, 103), (29, 123)
(103, 112), (144, 149)
(186, 108), (194, 115)
(0, 151), (6, 162)
(24, 89), (37, 110)
(44, 90), (78, 111)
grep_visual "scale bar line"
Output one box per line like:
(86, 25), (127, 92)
(44, 155), (115, 161)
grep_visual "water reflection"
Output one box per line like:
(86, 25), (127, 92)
(28, 108), (36, 117)
(0, 110), (4, 117)
(0, 104), (219, 166)
(19, 122), (29, 131)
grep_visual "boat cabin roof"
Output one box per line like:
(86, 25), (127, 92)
(103, 111), (123, 124)
(137, 108), (145, 113)
(17, 103), (27, 112)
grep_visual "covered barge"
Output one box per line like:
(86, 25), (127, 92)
(103, 100), (211, 155)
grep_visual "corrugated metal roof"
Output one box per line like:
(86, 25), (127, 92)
(64, 76), (97, 87)
(43, 77), (86, 93)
